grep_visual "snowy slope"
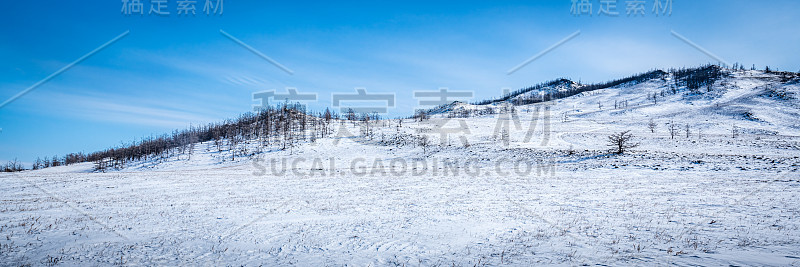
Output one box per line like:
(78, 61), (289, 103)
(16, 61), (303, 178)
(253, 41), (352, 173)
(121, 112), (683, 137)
(2, 67), (800, 266)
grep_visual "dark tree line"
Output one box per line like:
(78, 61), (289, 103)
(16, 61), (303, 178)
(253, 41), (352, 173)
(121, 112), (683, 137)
(413, 65), (732, 121)
(30, 103), (340, 172)
(474, 65), (728, 108)
(669, 64), (726, 92)
(2, 159), (24, 172)
(473, 69), (671, 107)
(474, 78), (575, 105)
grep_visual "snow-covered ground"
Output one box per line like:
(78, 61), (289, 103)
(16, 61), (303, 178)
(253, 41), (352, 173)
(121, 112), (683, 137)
(2, 69), (800, 266)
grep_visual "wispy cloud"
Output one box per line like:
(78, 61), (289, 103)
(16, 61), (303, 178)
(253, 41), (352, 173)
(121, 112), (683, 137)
(41, 91), (223, 128)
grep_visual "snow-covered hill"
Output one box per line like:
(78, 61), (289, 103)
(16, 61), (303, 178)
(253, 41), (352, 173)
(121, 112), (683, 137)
(428, 66), (800, 140)
(2, 66), (799, 266)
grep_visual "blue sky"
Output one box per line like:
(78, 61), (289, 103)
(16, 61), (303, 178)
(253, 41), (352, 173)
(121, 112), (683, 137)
(1, 0), (799, 164)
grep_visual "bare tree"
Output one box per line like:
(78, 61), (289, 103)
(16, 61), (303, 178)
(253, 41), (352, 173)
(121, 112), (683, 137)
(684, 124), (691, 138)
(420, 135), (430, 154)
(498, 129), (510, 146)
(647, 119), (657, 133)
(3, 158), (24, 172)
(51, 155), (61, 167)
(607, 130), (638, 154)
(414, 110), (428, 122)
(32, 157), (42, 170)
(667, 121), (678, 139)
(323, 108), (332, 122)
(360, 113), (372, 140)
